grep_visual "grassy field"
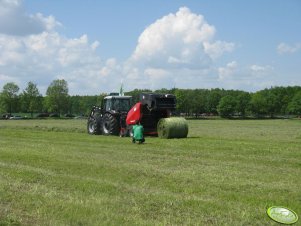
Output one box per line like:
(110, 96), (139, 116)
(0, 119), (300, 225)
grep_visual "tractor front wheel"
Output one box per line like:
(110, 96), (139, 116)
(102, 113), (119, 135)
(87, 117), (101, 134)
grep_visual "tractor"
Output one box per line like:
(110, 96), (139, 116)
(87, 92), (176, 136)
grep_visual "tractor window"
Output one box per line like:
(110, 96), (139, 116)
(104, 99), (112, 111)
(112, 99), (131, 112)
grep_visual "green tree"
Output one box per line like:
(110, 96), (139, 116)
(250, 92), (266, 117)
(206, 89), (223, 114)
(174, 89), (191, 116)
(20, 82), (42, 117)
(79, 96), (93, 116)
(80, 95), (103, 116)
(236, 92), (251, 117)
(69, 96), (79, 115)
(0, 99), (4, 114)
(270, 87), (289, 114)
(0, 82), (20, 114)
(217, 95), (237, 118)
(154, 88), (171, 94)
(287, 91), (301, 116)
(265, 90), (278, 118)
(45, 79), (69, 115)
(190, 89), (207, 117)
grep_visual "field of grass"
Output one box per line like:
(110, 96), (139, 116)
(0, 119), (300, 225)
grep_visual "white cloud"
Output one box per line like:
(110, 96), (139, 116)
(34, 13), (61, 31)
(218, 61), (238, 81)
(144, 68), (173, 90)
(250, 64), (274, 78)
(0, 0), (61, 36)
(204, 41), (235, 59)
(277, 42), (301, 54)
(121, 7), (236, 91)
(129, 7), (234, 70)
(1, 2), (299, 95)
(91, 41), (100, 51)
(0, 73), (20, 84)
(0, 4), (239, 95)
(100, 58), (120, 77)
(0, 31), (107, 95)
(0, 0), (21, 15)
(212, 62), (279, 91)
(3, 4), (283, 94)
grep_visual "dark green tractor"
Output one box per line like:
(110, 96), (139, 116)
(87, 95), (132, 135)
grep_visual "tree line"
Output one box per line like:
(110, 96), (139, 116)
(126, 87), (301, 118)
(0, 80), (103, 118)
(169, 87), (301, 118)
(1, 80), (301, 118)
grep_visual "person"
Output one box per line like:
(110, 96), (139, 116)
(132, 122), (145, 144)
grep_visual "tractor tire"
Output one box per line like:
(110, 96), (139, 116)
(102, 113), (119, 135)
(87, 117), (101, 135)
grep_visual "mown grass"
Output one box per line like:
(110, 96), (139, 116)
(0, 119), (300, 225)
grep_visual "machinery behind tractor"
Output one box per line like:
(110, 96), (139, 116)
(87, 93), (176, 136)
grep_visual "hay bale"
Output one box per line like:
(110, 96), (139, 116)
(157, 117), (188, 139)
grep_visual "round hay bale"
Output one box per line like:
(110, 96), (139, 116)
(157, 117), (188, 139)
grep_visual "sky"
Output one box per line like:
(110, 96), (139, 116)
(0, 0), (300, 95)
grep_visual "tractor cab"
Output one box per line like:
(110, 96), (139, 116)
(102, 95), (133, 113)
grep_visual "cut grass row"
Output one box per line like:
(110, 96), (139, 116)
(0, 119), (300, 225)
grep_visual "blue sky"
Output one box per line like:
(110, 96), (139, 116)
(0, 0), (300, 95)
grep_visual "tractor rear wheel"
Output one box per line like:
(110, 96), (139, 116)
(102, 113), (119, 135)
(87, 117), (101, 134)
